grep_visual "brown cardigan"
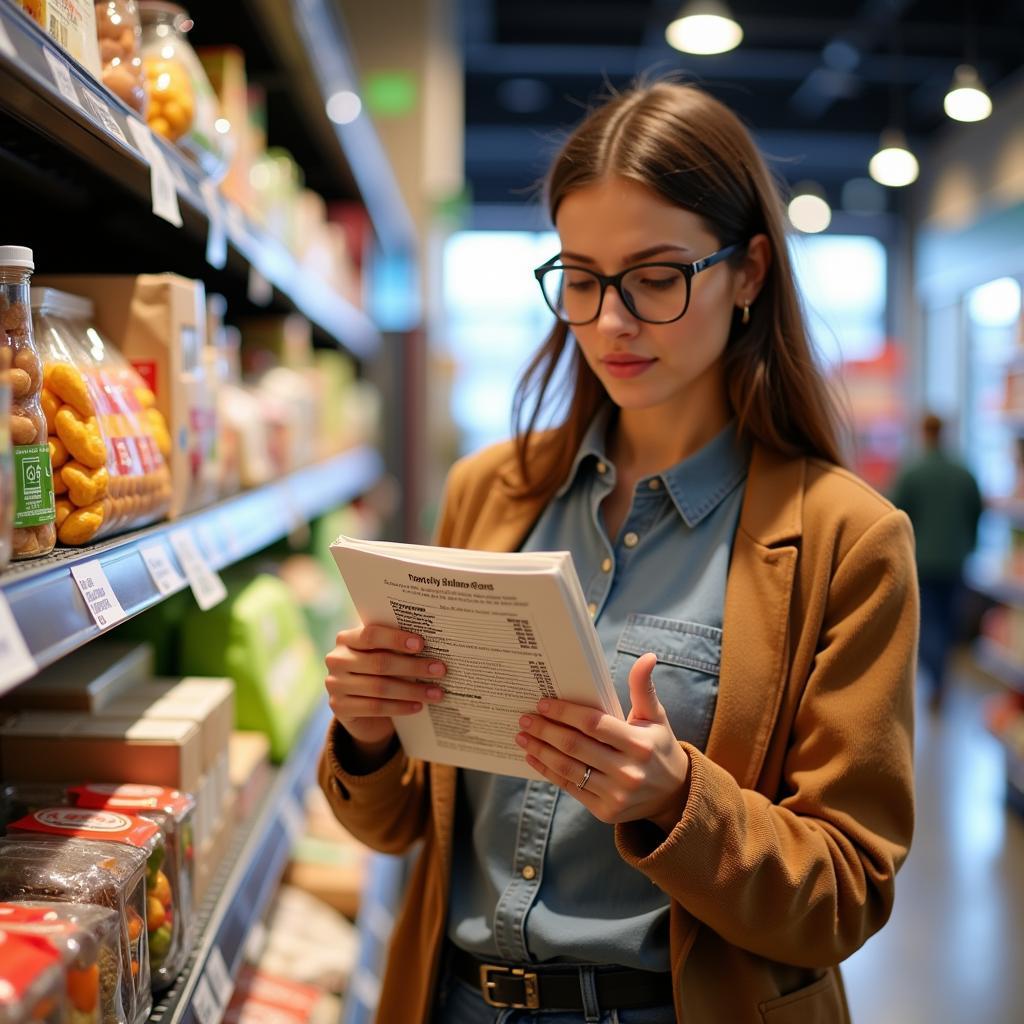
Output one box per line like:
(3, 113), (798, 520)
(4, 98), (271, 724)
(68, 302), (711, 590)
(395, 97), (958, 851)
(319, 438), (917, 1023)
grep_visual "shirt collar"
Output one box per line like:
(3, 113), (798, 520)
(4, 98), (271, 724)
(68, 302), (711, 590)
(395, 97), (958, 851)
(555, 411), (749, 527)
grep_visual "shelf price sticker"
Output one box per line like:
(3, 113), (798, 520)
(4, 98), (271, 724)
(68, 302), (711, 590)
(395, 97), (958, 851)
(200, 180), (227, 269)
(0, 592), (36, 696)
(82, 90), (129, 149)
(205, 946), (234, 1008)
(140, 542), (187, 596)
(70, 561), (128, 629)
(42, 48), (83, 110)
(170, 530), (227, 611)
(125, 119), (183, 228)
(191, 974), (219, 1024)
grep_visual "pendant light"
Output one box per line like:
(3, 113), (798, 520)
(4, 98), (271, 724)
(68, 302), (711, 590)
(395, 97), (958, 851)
(869, 129), (919, 188)
(665, 0), (743, 56)
(944, 65), (992, 122)
(787, 182), (832, 233)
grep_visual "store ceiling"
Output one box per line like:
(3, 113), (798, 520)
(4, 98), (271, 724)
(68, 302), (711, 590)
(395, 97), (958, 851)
(462, 0), (1024, 212)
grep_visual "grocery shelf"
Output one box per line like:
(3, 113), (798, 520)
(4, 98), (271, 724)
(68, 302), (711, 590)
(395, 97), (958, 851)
(151, 703), (332, 1024)
(0, 3), (380, 358)
(972, 638), (1024, 696)
(964, 559), (1024, 609)
(0, 446), (384, 688)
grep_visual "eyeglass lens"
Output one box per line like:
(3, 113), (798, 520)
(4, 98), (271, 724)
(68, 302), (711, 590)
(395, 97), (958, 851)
(540, 265), (690, 324)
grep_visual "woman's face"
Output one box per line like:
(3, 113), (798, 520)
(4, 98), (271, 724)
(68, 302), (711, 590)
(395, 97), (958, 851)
(554, 175), (745, 419)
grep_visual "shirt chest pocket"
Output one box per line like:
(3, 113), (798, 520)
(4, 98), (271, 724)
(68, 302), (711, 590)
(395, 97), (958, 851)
(611, 613), (722, 753)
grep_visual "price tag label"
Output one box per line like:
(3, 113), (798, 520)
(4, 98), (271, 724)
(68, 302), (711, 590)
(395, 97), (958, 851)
(70, 561), (128, 629)
(83, 91), (129, 148)
(126, 119), (183, 228)
(43, 48), (82, 109)
(205, 946), (234, 1007)
(0, 593), (36, 696)
(200, 180), (227, 269)
(140, 543), (187, 596)
(191, 974), (219, 1024)
(169, 531), (227, 611)
(0, 18), (16, 59)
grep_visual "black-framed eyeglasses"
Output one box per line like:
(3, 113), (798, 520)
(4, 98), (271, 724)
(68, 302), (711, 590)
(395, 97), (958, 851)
(533, 243), (744, 326)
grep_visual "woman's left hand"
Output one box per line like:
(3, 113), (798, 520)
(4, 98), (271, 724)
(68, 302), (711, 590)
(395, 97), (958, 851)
(516, 653), (690, 833)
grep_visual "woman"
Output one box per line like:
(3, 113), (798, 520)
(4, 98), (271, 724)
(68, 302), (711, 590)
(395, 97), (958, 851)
(320, 82), (917, 1023)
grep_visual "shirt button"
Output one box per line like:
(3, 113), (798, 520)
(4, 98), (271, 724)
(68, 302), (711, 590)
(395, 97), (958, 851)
(521, 865), (536, 880)
(623, 531), (639, 548)
(596, 461), (608, 475)
(587, 602), (598, 617)
(648, 478), (662, 491)
(601, 557), (612, 573)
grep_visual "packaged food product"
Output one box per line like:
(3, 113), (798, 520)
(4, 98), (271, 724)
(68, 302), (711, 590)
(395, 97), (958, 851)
(15, 1), (102, 77)
(196, 47), (251, 214)
(0, 248), (56, 560)
(0, 370), (12, 571)
(0, 830), (151, 1024)
(0, 931), (65, 1024)
(138, 3), (230, 180)
(94, 2), (146, 114)
(33, 274), (212, 520)
(67, 786), (195, 988)
(180, 573), (323, 762)
(0, 786), (69, 836)
(31, 289), (172, 545)
(0, 901), (124, 1024)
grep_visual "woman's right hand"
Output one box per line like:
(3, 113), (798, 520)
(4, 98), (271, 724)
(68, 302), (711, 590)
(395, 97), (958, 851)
(325, 624), (447, 758)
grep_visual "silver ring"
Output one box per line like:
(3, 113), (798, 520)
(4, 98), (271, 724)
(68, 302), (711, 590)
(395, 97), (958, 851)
(576, 766), (592, 790)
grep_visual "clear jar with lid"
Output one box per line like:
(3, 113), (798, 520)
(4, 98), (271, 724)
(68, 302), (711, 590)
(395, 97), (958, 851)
(0, 247), (55, 560)
(0, 369), (11, 571)
(138, 3), (230, 180)
(95, 2), (147, 115)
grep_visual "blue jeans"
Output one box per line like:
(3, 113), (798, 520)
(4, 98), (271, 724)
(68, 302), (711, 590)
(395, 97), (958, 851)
(433, 973), (677, 1024)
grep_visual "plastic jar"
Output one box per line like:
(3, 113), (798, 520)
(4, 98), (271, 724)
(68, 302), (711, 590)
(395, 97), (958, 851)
(95, 2), (147, 114)
(0, 369), (11, 571)
(0, 247), (55, 560)
(138, 2), (229, 180)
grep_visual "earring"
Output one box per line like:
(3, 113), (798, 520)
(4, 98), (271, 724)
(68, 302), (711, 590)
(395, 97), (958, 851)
(741, 303), (751, 325)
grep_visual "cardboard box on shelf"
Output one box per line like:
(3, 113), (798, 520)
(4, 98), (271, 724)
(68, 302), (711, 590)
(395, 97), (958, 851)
(34, 274), (217, 517)
(0, 713), (202, 794)
(95, 678), (235, 829)
(0, 643), (153, 712)
(229, 731), (271, 822)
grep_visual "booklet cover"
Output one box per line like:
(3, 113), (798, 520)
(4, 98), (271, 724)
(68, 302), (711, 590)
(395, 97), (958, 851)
(330, 535), (622, 779)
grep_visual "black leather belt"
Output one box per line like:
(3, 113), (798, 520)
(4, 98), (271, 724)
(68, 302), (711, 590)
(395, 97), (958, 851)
(448, 944), (675, 1012)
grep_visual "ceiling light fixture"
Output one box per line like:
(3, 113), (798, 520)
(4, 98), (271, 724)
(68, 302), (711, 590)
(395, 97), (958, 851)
(665, 0), (743, 56)
(868, 128), (919, 188)
(787, 182), (832, 233)
(943, 64), (992, 122)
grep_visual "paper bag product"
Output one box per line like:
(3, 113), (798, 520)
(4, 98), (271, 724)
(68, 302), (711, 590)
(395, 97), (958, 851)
(0, 901), (124, 1024)
(0, 931), (65, 1024)
(0, 829), (152, 1024)
(66, 788), (194, 990)
(33, 275), (215, 519)
(14, 1), (102, 77)
(31, 289), (172, 545)
(0, 714), (202, 797)
(0, 643), (154, 713)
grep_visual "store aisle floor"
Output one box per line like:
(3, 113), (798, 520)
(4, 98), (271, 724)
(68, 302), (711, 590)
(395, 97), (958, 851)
(842, 659), (1024, 1024)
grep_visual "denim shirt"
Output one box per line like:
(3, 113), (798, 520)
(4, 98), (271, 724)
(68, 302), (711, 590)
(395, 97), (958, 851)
(447, 413), (749, 971)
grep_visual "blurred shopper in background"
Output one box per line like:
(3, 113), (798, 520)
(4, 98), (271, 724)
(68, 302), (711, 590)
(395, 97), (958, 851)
(321, 82), (918, 1023)
(891, 413), (983, 712)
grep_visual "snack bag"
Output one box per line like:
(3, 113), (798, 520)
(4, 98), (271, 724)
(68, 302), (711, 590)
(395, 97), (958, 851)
(31, 288), (172, 546)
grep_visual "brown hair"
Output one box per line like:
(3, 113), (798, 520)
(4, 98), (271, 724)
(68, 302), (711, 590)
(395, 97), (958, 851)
(510, 82), (846, 500)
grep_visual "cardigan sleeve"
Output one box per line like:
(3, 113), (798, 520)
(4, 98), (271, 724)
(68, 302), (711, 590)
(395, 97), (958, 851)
(615, 508), (917, 968)
(316, 456), (473, 851)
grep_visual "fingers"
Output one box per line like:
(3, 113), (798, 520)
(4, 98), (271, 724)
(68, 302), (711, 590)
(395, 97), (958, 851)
(533, 699), (652, 760)
(525, 752), (603, 808)
(326, 644), (446, 681)
(328, 692), (426, 719)
(326, 672), (444, 707)
(336, 623), (426, 654)
(516, 714), (626, 778)
(626, 653), (662, 722)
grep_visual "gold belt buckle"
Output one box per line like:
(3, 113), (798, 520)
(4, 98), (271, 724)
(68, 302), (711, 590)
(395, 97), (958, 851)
(479, 964), (540, 1009)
